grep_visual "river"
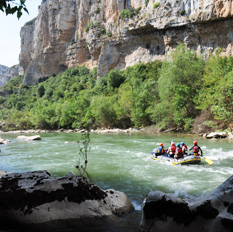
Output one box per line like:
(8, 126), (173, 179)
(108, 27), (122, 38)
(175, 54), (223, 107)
(0, 132), (233, 231)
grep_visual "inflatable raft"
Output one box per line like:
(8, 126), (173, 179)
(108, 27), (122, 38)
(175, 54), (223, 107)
(151, 153), (201, 165)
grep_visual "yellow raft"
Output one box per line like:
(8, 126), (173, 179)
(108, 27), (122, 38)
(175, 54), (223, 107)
(151, 154), (201, 165)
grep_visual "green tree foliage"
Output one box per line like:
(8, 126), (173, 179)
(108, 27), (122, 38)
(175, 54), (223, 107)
(198, 54), (233, 123)
(106, 69), (125, 91)
(0, 0), (28, 18)
(0, 61), (162, 130)
(91, 95), (118, 127)
(119, 7), (141, 20)
(1, 45), (233, 131)
(119, 62), (161, 127)
(153, 3), (160, 9)
(151, 44), (205, 129)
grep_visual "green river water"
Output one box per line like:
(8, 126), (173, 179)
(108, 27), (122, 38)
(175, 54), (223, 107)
(0, 132), (233, 231)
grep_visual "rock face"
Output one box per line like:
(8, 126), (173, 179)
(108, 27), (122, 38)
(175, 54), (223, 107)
(0, 170), (134, 229)
(19, 0), (233, 84)
(4, 65), (24, 82)
(0, 65), (8, 87)
(0, 64), (24, 87)
(140, 175), (233, 232)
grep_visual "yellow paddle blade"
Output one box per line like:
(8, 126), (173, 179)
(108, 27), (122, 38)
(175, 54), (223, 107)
(203, 156), (214, 165)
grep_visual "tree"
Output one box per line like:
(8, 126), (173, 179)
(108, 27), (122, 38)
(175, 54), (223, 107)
(153, 44), (205, 129)
(0, 0), (28, 19)
(198, 54), (233, 123)
(91, 95), (118, 127)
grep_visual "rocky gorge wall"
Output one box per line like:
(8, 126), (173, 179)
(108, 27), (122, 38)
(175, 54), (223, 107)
(0, 65), (23, 87)
(19, 0), (233, 84)
(0, 65), (8, 87)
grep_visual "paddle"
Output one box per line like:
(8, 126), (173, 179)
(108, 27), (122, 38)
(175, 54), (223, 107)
(202, 156), (213, 165)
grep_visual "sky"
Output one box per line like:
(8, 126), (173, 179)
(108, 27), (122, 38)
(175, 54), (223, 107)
(0, 0), (42, 67)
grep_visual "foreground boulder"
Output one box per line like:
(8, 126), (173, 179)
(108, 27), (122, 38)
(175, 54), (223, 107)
(0, 170), (9, 178)
(0, 171), (134, 230)
(140, 175), (233, 232)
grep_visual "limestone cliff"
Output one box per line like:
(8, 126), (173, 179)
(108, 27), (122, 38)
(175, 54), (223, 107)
(19, 0), (233, 84)
(0, 65), (8, 87)
(0, 65), (23, 87)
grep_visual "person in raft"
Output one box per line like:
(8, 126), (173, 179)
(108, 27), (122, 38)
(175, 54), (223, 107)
(189, 141), (203, 156)
(174, 143), (183, 159)
(167, 141), (176, 158)
(155, 143), (165, 156)
(181, 142), (188, 155)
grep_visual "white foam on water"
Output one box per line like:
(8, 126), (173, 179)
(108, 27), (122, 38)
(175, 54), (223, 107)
(172, 189), (195, 199)
(134, 152), (146, 158)
(131, 201), (142, 211)
(206, 166), (233, 176)
(201, 146), (233, 161)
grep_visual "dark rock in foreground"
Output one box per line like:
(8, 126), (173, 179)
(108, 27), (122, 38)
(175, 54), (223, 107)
(0, 171), (134, 230)
(140, 175), (233, 232)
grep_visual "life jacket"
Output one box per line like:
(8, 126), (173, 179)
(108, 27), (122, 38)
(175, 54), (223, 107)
(157, 146), (165, 154)
(193, 146), (199, 155)
(176, 148), (183, 155)
(170, 145), (176, 155)
(176, 148), (183, 158)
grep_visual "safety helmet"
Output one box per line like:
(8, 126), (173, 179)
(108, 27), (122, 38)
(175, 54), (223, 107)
(181, 142), (184, 145)
(176, 143), (180, 147)
(193, 141), (197, 145)
(160, 143), (163, 146)
(170, 141), (174, 144)
(171, 142), (175, 146)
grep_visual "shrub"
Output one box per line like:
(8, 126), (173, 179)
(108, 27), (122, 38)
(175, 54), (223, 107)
(96, 25), (106, 38)
(106, 31), (112, 37)
(91, 95), (118, 127)
(0, 96), (6, 104)
(107, 69), (125, 90)
(85, 25), (90, 32)
(153, 2), (160, 8)
(181, 9), (186, 15)
(1, 75), (24, 92)
(84, 21), (94, 33)
(119, 7), (140, 20)
(95, 7), (100, 14)
(37, 84), (45, 97)
(24, 17), (37, 26)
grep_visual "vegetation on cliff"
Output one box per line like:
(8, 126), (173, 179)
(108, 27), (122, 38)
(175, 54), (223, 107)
(0, 45), (232, 132)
